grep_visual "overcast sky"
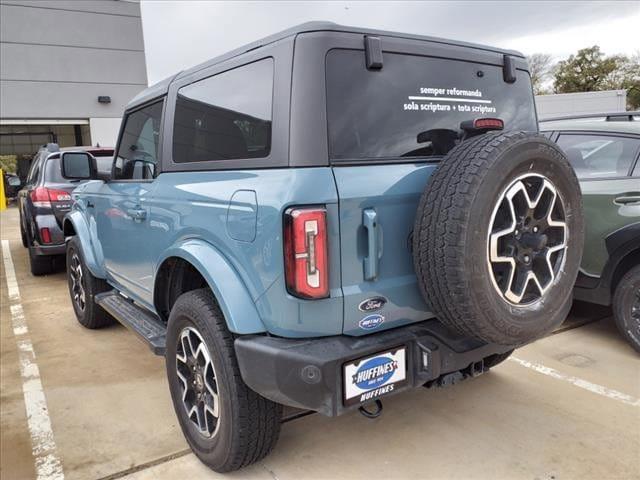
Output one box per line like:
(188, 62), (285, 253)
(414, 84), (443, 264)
(140, 0), (640, 85)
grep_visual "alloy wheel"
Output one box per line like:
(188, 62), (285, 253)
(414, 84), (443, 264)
(488, 174), (567, 306)
(175, 327), (220, 438)
(69, 253), (86, 311)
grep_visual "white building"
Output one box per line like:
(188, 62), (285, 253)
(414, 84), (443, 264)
(535, 90), (627, 120)
(0, 0), (148, 154)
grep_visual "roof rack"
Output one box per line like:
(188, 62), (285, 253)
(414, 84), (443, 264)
(540, 111), (639, 122)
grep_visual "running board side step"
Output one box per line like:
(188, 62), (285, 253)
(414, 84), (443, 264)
(95, 291), (167, 356)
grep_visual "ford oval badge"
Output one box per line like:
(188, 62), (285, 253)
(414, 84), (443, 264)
(358, 296), (387, 312)
(359, 314), (385, 330)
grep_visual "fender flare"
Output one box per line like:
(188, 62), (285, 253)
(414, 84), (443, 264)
(603, 221), (640, 288)
(63, 211), (106, 278)
(155, 238), (266, 334)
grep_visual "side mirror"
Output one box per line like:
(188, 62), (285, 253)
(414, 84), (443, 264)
(60, 152), (97, 180)
(7, 176), (21, 187)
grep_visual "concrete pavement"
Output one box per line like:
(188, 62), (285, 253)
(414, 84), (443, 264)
(1, 206), (639, 480)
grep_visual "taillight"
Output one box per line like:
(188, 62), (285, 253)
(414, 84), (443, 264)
(284, 206), (329, 299)
(30, 187), (51, 208)
(460, 117), (504, 137)
(473, 118), (504, 130)
(40, 228), (51, 244)
(49, 189), (72, 202)
(30, 187), (71, 207)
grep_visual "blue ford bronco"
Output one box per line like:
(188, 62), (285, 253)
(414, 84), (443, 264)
(62, 23), (584, 472)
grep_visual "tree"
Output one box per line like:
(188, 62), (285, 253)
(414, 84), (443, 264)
(0, 155), (17, 174)
(553, 46), (620, 93)
(611, 52), (640, 109)
(527, 53), (554, 95)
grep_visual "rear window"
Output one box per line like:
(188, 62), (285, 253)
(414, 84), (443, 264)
(45, 154), (113, 181)
(44, 157), (66, 183)
(95, 157), (113, 175)
(85, 150), (113, 175)
(326, 50), (537, 161)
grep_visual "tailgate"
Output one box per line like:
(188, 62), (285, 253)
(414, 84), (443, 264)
(333, 164), (436, 335)
(48, 183), (76, 225)
(326, 46), (536, 335)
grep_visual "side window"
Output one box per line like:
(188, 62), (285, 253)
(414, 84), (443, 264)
(27, 154), (43, 184)
(172, 58), (273, 163)
(113, 101), (163, 180)
(556, 133), (640, 179)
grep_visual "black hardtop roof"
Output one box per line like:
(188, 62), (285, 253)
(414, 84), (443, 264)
(128, 21), (525, 109)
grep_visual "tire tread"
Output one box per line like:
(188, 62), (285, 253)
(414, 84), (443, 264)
(413, 131), (582, 344)
(169, 289), (281, 472)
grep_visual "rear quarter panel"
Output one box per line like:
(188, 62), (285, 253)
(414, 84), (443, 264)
(147, 168), (344, 337)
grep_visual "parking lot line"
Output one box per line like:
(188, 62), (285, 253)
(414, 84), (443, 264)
(2, 239), (65, 480)
(509, 356), (639, 407)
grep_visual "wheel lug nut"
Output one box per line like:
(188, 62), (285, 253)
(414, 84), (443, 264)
(524, 255), (530, 262)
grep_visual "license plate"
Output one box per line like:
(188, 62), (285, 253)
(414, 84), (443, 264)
(343, 347), (407, 406)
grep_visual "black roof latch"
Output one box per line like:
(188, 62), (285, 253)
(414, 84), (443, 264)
(364, 36), (383, 70)
(503, 54), (516, 83)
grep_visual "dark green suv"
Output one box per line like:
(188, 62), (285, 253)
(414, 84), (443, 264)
(541, 113), (640, 352)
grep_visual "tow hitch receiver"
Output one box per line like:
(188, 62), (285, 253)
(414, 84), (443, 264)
(424, 359), (485, 389)
(359, 399), (383, 419)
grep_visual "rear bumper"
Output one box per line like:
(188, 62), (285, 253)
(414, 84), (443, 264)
(31, 243), (66, 256)
(234, 319), (514, 416)
(31, 213), (65, 255)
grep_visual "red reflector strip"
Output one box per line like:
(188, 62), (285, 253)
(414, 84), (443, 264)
(284, 207), (329, 299)
(40, 228), (51, 244)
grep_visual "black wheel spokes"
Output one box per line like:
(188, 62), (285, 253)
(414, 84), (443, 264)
(70, 254), (86, 311)
(489, 175), (567, 305)
(176, 327), (220, 438)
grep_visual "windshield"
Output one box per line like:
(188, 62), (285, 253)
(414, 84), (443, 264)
(326, 49), (537, 161)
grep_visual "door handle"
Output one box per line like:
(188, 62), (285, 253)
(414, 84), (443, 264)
(614, 195), (640, 205)
(363, 208), (380, 281)
(127, 207), (147, 222)
(86, 201), (94, 208)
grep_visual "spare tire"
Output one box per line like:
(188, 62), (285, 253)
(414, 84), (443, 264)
(413, 131), (584, 345)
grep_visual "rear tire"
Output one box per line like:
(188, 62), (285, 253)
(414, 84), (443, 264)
(66, 237), (113, 329)
(29, 247), (53, 276)
(613, 265), (640, 353)
(166, 289), (282, 473)
(20, 223), (28, 248)
(413, 132), (584, 345)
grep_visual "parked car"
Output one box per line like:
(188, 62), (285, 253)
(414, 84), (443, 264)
(540, 114), (640, 352)
(3, 171), (22, 199)
(17, 144), (114, 275)
(63, 22), (584, 472)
